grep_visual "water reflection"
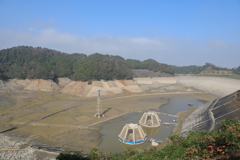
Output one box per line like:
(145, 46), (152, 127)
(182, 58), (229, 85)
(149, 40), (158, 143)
(119, 141), (146, 152)
(141, 126), (160, 136)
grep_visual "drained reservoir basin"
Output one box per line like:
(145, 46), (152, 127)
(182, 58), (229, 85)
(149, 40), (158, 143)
(98, 98), (205, 153)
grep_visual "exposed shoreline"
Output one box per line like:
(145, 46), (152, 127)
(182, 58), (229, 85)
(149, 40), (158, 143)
(1, 92), (204, 148)
(0, 79), (228, 159)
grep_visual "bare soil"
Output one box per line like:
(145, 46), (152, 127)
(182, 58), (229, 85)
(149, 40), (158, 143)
(0, 87), (212, 154)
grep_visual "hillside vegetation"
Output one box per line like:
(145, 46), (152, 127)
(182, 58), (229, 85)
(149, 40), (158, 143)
(174, 63), (231, 75)
(0, 46), (174, 81)
(0, 46), (132, 81)
(233, 66), (240, 75)
(0, 46), (239, 81)
(126, 59), (174, 75)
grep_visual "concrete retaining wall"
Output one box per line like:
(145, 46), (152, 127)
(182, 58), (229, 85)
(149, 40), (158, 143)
(178, 76), (240, 97)
(181, 90), (240, 136)
(134, 76), (240, 97)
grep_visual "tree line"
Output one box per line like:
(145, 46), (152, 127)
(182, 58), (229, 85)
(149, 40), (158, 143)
(0, 46), (176, 81)
(0, 46), (134, 81)
(126, 59), (174, 75)
(173, 62), (232, 74)
(0, 46), (238, 81)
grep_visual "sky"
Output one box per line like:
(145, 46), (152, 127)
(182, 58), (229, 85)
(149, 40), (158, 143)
(0, 0), (240, 68)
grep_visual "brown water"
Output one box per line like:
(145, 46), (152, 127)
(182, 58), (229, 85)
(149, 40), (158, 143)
(98, 98), (205, 153)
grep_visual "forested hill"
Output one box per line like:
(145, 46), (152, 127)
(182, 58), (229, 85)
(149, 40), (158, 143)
(1, 46), (238, 81)
(126, 59), (174, 75)
(0, 46), (174, 81)
(173, 62), (235, 75)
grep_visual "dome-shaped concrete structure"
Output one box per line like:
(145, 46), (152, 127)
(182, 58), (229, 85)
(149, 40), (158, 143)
(139, 111), (161, 127)
(118, 123), (147, 145)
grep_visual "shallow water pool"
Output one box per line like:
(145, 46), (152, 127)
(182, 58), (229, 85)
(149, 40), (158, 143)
(98, 98), (205, 153)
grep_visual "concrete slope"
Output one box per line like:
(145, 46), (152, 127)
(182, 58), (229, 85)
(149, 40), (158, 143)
(115, 80), (142, 92)
(101, 80), (122, 94)
(134, 76), (240, 97)
(86, 86), (108, 97)
(178, 76), (240, 97)
(181, 90), (240, 137)
(60, 81), (88, 97)
(61, 79), (141, 97)
(133, 78), (154, 84)
(181, 101), (214, 137)
(134, 77), (178, 84)
(152, 77), (178, 84)
(134, 77), (179, 91)
(61, 80), (114, 97)
(86, 81), (108, 97)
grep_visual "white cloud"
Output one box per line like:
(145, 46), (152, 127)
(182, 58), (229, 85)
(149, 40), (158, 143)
(208, 39), (228, 48)
(37, 28), (78, 45)
(0, 28), (239, 68)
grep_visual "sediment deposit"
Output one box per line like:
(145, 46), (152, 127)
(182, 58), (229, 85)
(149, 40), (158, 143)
(0, 76), (240, 97)
(25, 79), (60, 92)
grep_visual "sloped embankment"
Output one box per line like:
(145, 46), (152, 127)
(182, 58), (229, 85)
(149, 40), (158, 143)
(0, 79), (32, 91)
(134, 76), (240, 97)
(115, 80), (142, 92)
(1, 76), (240, 97)
(134, 77), (178, 85)
(181, 90), (240, 136)
(0, 78), (142, 97)
(178, 76), (240, 97)
(57, 78), (72, 88)
(25, 79), (60, 92)
(60, 80), (142, 97)
(0, 78), (70, 92)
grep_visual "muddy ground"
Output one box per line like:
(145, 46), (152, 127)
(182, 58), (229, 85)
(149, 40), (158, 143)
(0, 83), (220, 159)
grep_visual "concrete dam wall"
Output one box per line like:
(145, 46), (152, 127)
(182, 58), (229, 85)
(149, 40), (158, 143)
(180, 90), (240, 136)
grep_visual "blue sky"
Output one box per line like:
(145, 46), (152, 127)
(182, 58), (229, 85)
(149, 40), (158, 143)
(0, 0), (239, 68)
